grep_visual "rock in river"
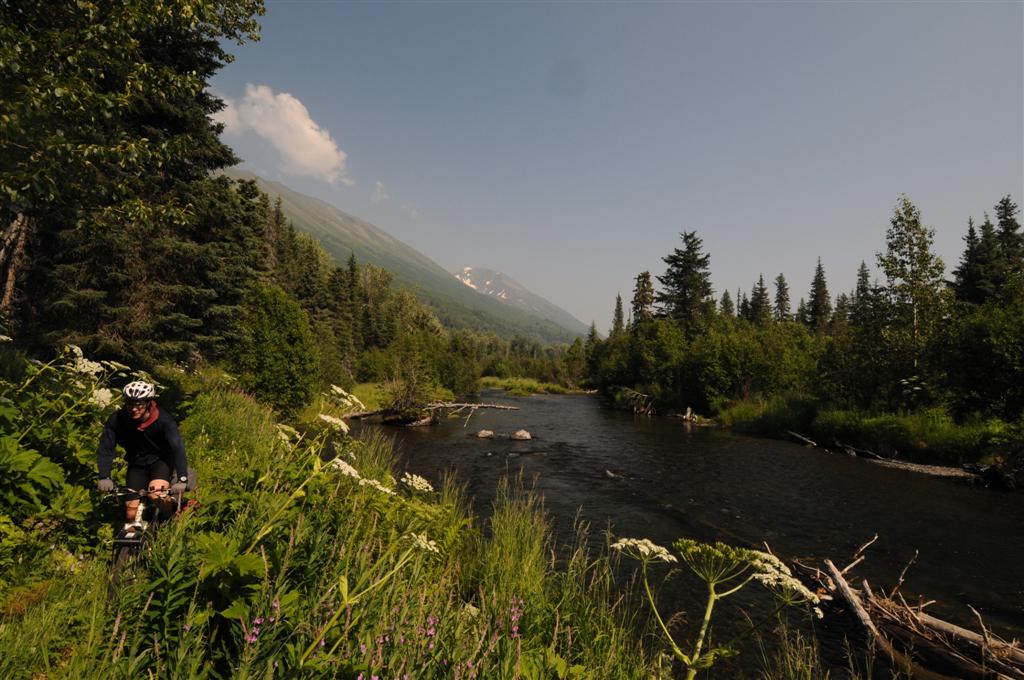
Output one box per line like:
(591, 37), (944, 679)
(476, 429), (495, 438)
(510, 429), (532, 441)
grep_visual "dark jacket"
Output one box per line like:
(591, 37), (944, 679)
(97, 402), (188, 479)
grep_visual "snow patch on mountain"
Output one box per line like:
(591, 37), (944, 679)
(452, 266), (589, 336)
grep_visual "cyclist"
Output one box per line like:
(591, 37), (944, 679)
(95, 381), (190, 525)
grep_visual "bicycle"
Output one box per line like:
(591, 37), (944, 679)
(106, 486), (184, 601)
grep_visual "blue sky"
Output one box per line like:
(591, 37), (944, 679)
(212, 1), (1023, 332)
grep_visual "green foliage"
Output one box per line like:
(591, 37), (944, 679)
(234, 282), (319, 415)
(717, 395), (817, 437)
(656, 230), (715, 332)
(812, 408), (1004, 464)
(943, 295), (1024, 420)
(806, 258), (832, 331)
(478, 376), (572, 396)
(588, 194), (1022, 464)
(0, 376), (660, 678)
(4, 1), (267, 365)
(614, 536), (821, 680)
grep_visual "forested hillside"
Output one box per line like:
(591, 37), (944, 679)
(229, 171), (582, 344)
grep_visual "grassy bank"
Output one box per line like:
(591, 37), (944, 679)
(0, 357), (661, 678)
(717, 395), (1021, 466)
(477, 376), (576, 397)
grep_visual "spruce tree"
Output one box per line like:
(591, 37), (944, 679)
(719, 289), (735, 317)
(773, 273), (791, 321)
(952, 218), (986, 304)
(995, 195), (1022, 279)
(795, 298), (808, 326)
(4, 0), (266, 362)
(749, 274), (772, 324)
(738, 292), (751, 321)
(831, 293), (851, 335)
(656, 231), (714, 332)
(807, 258), (832, 331)
(630, 272), (655, 327)
(850, 262), (873, 328)
(611, 293), (625, 337)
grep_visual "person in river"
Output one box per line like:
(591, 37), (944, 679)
(96, 381), (190, 526)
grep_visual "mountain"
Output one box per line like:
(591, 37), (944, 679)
(454, 267), (589, 336)
(226, 170), (581, 343)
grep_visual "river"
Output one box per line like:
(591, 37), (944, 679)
(354, 390), (1024, 655)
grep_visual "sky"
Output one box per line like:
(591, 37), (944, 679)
(211, 1), (1024, 332)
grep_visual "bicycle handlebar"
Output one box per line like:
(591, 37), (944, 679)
(108, 487), (184, 501)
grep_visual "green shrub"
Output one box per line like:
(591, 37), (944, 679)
(233, 281), (319, 415)
(718, 395), (816, 436)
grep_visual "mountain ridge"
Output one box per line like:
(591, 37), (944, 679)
(225, 169), (582, 344)
(453, 267), (589, 336)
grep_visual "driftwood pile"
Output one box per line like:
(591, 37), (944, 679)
(341, 402), (518, 427)
(810, 535), (1024, 679)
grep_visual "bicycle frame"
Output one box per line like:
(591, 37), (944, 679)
(111, 487), (182, 548)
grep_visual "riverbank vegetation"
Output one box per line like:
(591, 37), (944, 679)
(0, 347), (669, 678)
(1, 1), (1020, 676)
(585, 201), (1023, 468)
(477, 376), (576, 397)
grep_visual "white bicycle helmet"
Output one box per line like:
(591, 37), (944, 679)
(123, 381), (156, 402)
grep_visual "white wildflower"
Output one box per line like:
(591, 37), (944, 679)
(89, 388), (115, 408)
(358, 478), (395, 495)
(74, 357), (104, 375)
(328, 458), (361, 479)
(318, 413), (350, 434)
(329, 385), (366, 410)
(0, 334), (12, 342)
(400, 472), (434, 493)
(750, 550), (820, 606)
(409, 532), (439, 553)
(610, 537), (678, 563)
(67, 344), (84, 358)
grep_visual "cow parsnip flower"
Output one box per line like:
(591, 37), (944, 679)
(611, 537), (678, 563)
(400, 472), (434, 493)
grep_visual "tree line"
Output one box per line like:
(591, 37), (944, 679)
(0, 0), (576, 415)
(586, 194), (1024, 425)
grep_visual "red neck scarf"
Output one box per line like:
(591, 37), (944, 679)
(137, 401), (159, 431)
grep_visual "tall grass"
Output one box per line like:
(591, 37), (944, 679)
(0, 382), (659, 678)
(813, 408), (1005, 464)
(478, 376), (572, 396)
(717, 395), (817, 437)
(717, 394), (1014, 465)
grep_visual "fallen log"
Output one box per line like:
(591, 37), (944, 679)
(424, 401), (521, 427)
(867, 458), (978, 480)
(423, 402), (519, 411)
(862, 581), (1014, 680)
(915, 612), (1024, 667)
(786, 430), (822, 448)
(339, 409), (385, 419)
(824, 559), (958, 680)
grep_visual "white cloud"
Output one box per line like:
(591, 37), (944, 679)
(371, 180), (390, 203)
(213, 84), (352, 186)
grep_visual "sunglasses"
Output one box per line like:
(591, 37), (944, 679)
(126, 400), (149, 409)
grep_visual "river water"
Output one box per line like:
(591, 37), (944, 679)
(355, 391), (1024, 649)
